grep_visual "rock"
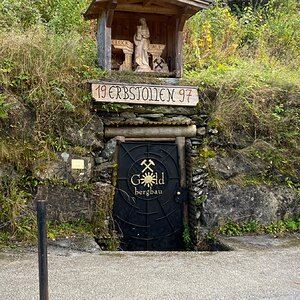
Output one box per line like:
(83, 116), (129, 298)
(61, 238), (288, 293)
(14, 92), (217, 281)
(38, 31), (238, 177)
(95, 157), (108, 165)
(120, 112), (136, 119)
(62, 115), (103, 150)
(98, 112), (119, 118)
(197, 127), (206, 136)
(125, 117), (149, 124)
(208, 153), (263, 180)
(170, 116), (192, 123)
(0, 164), (19, 180)
(190, 115), (203, 121)
(217, 235), (300, 251)
(138, 114), (164, 119)
(190, 189), (204, 199)
(102, 117), (125, 125)
(33, 153), (94, 183)
(35, 185), (94, 222)
(97, 104), (196, 115)
(100, 139), (117, 161)
(94, 182), (114, 202)
(49, 235), (100, 253)
(192, 167), (207, 176)
(190, 138), (202, 146)
(190, 150), (199, 157)
(193, 174), (206, 182)
(94, 162), (115, 181)
(202, 89), (218, 101)
(227, 131), (253, 148)
(94, 162), (115, 172)
(209, 128), (218, 134)
(158, 78), (180, 85)
(202, 185), (300, 227)
(191, 186), (202, 192)
(0, 96), (35, 139)
(93, 182), (118, 249)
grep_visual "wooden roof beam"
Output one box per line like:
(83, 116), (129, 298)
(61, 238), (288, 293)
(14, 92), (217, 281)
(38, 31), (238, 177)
(115, 3), (180, 14)
(175, 0), (212, 7)
(143, 0), (153, 6)
(84, 0), (212, 20)
(160, 0), (211, 10)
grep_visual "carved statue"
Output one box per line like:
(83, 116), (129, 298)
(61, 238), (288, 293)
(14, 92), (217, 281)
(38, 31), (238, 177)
(134, 18), (151, 72)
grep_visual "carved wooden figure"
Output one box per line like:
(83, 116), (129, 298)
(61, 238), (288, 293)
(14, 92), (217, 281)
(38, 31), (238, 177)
(134, 18), (151, 72)
(84, 0), (213, 77)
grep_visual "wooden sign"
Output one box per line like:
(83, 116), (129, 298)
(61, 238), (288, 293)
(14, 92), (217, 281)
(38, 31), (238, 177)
(92, 82), (199, 107)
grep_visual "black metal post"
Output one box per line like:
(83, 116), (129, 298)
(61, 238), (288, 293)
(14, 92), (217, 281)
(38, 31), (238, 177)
(37, 199), (49, 300)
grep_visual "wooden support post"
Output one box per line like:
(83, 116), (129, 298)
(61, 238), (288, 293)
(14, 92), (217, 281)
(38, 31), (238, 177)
(175, 10), (189, 78)
(97, 11), (112, 71)
(175, 26), (184, 78)
(112, 136), (125, 188)
(176, 137), (188, 226)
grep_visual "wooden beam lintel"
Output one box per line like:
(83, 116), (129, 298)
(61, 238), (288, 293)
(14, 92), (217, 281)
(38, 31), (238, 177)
(105, 126), (197, 138)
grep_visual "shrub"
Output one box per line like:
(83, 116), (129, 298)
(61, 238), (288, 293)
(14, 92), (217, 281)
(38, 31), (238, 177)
(0, 0), (90, 33)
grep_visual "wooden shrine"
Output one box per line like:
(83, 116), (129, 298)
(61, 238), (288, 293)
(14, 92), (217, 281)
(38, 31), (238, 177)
(84, 0), (212, 77)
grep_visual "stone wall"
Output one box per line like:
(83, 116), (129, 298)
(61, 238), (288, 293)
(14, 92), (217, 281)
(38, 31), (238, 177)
(32, 99), (299, 243)
(4, 90), (298, 247)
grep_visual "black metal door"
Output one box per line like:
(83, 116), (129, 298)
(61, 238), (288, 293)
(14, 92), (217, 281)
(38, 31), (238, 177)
(113, 142), (183, 251)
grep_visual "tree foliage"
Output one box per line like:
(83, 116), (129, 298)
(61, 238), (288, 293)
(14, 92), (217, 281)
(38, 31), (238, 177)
(0, 0), (90, 33)
(185, 0), (300, 68)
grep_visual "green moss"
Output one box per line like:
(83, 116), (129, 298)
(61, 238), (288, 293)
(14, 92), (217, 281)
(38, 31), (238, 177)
(199, 146), (217, 160)
(192, 196), (206, 207)
(47, 219), (93, 240)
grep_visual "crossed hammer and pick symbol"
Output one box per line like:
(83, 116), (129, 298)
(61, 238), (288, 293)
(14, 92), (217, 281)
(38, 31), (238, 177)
(140, 159), (155, 173)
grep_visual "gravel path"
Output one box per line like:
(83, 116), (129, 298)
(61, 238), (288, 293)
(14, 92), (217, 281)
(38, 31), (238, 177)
(0, 238), (299, 300)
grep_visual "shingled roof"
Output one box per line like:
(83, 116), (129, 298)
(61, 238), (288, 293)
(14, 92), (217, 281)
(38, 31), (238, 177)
(84, 0), (213, 20)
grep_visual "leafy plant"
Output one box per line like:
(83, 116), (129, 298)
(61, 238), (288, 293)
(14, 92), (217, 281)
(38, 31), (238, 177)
(183, 222), (192, 250)
(0, 94), (11, 119)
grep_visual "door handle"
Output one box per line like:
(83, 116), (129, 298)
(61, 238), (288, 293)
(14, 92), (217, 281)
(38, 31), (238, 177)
(174, 188), (188, 203)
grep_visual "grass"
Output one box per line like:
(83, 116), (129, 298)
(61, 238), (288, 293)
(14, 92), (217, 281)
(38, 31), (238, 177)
(218, 218), (300, 236)
(0, 29), (96, 132)
(185, 58), (300, 186)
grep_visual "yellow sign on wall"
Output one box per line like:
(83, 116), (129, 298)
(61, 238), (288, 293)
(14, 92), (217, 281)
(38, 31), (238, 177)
(71, 159), (85, 170)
